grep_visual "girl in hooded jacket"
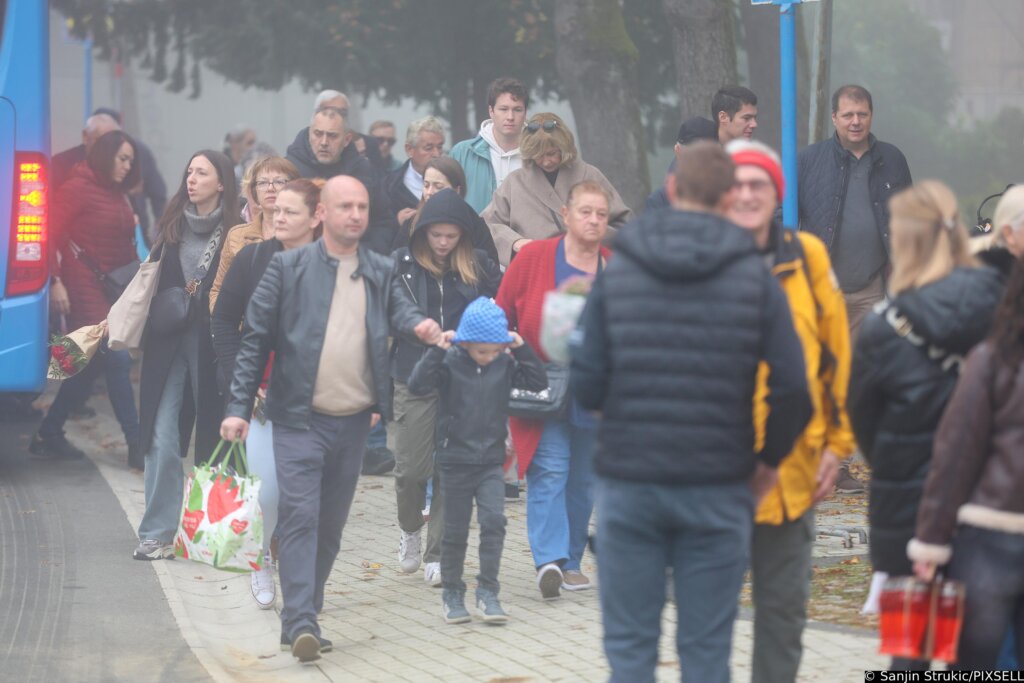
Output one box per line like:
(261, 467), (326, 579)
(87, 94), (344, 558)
(389, 188), (501, 587)
(849, 180), (1003, 671)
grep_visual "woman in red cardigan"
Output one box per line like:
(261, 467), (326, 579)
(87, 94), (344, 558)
(495, 180), (614, 599)
(33, 131), (142, 463)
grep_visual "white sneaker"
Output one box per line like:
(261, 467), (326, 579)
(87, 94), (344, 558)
(250, 555), (276, 609)
(537, 562), (563, 600)
(398, 529), (422, 573)
(424, 562), (442, 587)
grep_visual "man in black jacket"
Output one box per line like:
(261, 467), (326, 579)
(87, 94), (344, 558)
(796, 85), (912, 494)
(220, 175), (441, 662)
(570, 141), (812, 683)
(797, 85), (912, 337)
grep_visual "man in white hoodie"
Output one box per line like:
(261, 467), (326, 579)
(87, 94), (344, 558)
(450, 77), (530, 213)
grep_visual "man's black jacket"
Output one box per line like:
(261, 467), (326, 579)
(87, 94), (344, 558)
(225, 239), (425, 428)
(796, 133), (912, 256)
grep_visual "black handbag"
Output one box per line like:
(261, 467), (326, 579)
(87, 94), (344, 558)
(149, 286), (195, 335)
(508, 363), (569, 419)
(102, 259), (141, 303)
(68, 240), (140, 304)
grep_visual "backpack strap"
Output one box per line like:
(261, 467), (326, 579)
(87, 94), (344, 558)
(877, 301), (965, 374)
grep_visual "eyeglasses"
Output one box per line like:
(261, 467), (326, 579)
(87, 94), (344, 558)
(255, 179), (289, 190)
(525, 120), (559, 134)
(733, 179), (773, 194)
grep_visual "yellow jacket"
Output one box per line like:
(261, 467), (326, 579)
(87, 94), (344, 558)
(755, 228), (855, 525)
(208, 216), (266, 314)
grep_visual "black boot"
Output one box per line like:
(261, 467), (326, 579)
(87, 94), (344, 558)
(29, 433), (86, 460)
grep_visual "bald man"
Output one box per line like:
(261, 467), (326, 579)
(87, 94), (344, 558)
(51, 113), (121, 191)
(221, 176), (440, 662)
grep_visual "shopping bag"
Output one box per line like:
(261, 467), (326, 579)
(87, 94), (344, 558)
(878, 575), (965, 664)
(174, 439), (264, 573)
(539, 289), (588, 365)
(107, 257), (161, 352)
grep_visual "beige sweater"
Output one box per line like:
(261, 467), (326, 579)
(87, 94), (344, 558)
(481, 158), (632, 266)
(311, 253), (375, 416)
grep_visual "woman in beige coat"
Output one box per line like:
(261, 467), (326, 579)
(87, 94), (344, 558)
(482, 113), (632, 266)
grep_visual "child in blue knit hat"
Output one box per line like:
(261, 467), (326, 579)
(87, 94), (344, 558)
(407, 297), (547, 625)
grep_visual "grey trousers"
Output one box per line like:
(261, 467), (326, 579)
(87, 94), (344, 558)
(389, 381), (443, 563)
(273, 409), (372, 639)
(439, 463), (506, 595)
(751, 511), (815, 683)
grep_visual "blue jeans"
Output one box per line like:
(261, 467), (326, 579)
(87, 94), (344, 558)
(525, 420), (595, 570)
(947, 525), (1024, 671)
(138, 338), (198, 544)
(246, 417), (279, 557)
(596, 476), (753, 683)
(40, 340), (139, 446)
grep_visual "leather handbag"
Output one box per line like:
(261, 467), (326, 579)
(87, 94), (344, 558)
(508, 363), (569, 419)
(107, 258), (162, 352)
(148, 285), (195, 335)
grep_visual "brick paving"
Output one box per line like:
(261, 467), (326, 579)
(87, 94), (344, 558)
(69, 393), (885, 682)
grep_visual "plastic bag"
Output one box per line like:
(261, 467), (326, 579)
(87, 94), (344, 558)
(174, 439), (264, 573)
(540, 290), (587, 365)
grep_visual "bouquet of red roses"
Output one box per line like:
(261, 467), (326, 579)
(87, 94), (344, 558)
(47, 323), (105, 379)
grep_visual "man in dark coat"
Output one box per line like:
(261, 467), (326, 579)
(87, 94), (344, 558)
(644, 116), (718, 212)
(796, 84), (912, 494)
(285, 106), (395, 255)
(380, 116), (446, 225)
(570, 141), (812, 683)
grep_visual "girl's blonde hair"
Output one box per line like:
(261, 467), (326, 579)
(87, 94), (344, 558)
(888, 180), (976, 295)
(411, 223), (479, 287)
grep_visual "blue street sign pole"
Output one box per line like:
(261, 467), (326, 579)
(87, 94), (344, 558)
(779, 2), (798, 225)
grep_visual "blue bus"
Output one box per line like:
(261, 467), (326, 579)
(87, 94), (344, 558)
(0, 0), (49, 392)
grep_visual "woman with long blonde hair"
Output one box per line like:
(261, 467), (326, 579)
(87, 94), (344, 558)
(389, 187), (501, 586)
(849, 180), (1004, 672)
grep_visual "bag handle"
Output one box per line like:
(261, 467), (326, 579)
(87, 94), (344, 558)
(208, 438), (250, 476)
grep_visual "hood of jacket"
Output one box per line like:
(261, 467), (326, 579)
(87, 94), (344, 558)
(613, 209), (759, 282)
(413, 188), (478, 238)
(285, 127), (364, 178)
(894, 266), (1004, 353)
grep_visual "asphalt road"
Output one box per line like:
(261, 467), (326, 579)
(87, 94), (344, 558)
(0, 412), (210, 683)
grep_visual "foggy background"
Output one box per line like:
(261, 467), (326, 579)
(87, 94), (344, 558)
(50, 0), (1024, 224)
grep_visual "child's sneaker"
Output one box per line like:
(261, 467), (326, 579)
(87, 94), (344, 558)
(442, 589), (471, 624)
(475, 589), (509, 625)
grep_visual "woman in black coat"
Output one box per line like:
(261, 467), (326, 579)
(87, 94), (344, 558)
(849, 181), (1003, 671)
(389, 187), (501, 585)
(134, 149), (238, 562)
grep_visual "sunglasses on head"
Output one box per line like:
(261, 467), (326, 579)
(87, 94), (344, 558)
(525, 120), (559, 133)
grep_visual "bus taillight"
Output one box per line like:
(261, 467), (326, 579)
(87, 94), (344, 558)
(6, 152), (48, 297)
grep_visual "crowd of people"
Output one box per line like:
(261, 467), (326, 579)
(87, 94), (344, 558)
(35, 75), (1024, 679)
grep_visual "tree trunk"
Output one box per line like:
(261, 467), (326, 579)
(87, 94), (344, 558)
(554, 0), (650, 212)
(662, 0), (738, 122)
(809, 0), (834, 144)
(448, 77), (471, 145)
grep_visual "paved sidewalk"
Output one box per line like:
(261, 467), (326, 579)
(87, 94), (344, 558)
(69, 399), (885, 682)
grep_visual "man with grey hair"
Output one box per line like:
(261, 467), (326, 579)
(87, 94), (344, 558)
(381, 116), (446, 225)
(51, 112), (121, 191)
(311, 89), (385, 174)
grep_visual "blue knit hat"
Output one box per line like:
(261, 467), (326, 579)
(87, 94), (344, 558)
(453, 297), (514, 344)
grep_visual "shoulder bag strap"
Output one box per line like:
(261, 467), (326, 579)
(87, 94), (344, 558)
(880, 302), (965, 374)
